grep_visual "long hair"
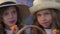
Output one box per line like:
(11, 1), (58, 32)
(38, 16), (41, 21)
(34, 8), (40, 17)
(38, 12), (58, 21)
(31, 8), (60, 34)
(0, 5), (23, 34)
(0, 1), (30, 34)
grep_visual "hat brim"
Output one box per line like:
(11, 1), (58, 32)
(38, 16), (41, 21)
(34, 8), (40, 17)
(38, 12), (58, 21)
(30, 2), (60, 14)
(0, 4), (31, 22)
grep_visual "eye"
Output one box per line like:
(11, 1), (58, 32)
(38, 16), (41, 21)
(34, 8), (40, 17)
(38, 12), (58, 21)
(4, 12), (9, 16)
(12, 11), (17, 14)
(36, 14), (41, 16)
(44, 13), (50, 16)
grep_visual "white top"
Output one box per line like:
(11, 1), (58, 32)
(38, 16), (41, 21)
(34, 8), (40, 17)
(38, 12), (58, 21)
(5, 29), (11, 34)
(45, 29), (52, 34)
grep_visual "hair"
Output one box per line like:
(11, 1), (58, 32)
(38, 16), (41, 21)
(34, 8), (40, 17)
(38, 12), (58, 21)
(0, 1), (30, 34)
(0, 5), (23, 34)
(31, 8), (60, 34)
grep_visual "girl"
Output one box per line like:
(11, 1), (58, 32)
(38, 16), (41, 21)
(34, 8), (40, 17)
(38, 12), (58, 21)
(0, 0), (30, 34)
(30, 0), (60, 34)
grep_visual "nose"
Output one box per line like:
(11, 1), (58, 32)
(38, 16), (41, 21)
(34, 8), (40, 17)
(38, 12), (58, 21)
(9, 13), (13, 19)
(41, 15), (46, 21)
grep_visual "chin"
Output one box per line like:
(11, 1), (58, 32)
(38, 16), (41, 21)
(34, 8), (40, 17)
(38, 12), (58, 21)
(9, 24), (15, 27)
(43, 26), (48, 28)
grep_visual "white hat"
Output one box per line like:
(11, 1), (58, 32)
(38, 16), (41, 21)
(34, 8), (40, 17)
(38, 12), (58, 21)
(0, 0), (17, 7)
(0, 0), (27, 7)
(29, 0), (60, 14)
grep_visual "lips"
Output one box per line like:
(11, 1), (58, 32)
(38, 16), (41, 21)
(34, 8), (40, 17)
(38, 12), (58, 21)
(42, 22), (48, 24)
(9, 20), (16, 24)
(41, 22), (48, 25)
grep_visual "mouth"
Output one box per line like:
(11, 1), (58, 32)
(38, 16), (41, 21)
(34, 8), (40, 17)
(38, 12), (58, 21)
(42, 22), (48, 25)
(9, 20), (16, 24)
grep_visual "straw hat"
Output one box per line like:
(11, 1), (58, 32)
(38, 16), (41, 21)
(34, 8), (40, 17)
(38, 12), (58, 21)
(0, 0), (31, 23)
(29, 0), (60, 14)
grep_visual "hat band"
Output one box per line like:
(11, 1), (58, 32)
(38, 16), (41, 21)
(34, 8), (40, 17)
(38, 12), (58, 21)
(0, 1), (16, 7)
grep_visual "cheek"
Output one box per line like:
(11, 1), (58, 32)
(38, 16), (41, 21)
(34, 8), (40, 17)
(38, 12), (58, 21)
(2, 16), (8, 23)
(13, 13), (17, 19)
(13, 13), (17, 23)
(37, 17), (41, 23)
(46, 15), (52, 23)
(3, 16), (8, 20)
(45, 15), (52, 26)
(13, 14), (17, 18)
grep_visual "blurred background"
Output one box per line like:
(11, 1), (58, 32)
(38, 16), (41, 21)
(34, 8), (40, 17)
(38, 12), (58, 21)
(16, 0), (34, 25)
(16, 0), (34, 7)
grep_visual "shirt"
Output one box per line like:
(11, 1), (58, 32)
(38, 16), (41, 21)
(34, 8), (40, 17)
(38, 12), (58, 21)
(45, 29), (52, 34)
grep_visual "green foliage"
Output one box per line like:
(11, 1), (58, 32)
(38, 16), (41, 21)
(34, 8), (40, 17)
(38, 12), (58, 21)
(30, 0), (34, 2)
(56, 0), (60, 3)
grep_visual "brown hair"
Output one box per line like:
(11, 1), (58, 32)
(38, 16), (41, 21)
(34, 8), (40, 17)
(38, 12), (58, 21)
(31, 8), (60, 34)
(0, 5), (24, 34)
(0, 1), (31, 34)
(0, 5), (31, 34)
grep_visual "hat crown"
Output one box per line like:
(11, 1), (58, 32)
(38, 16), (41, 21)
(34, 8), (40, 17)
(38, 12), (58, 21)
(0, 0), (16, 4)
(33, 0), (57, 6)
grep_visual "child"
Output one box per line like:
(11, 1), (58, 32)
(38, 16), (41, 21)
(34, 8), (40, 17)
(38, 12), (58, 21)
(30, 0), (60, 34)
(0, 0), (30, 34)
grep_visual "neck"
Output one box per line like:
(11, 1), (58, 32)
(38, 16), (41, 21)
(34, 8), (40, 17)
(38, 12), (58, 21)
(5, 25), (11, 30)
(44, 26), (51, 29)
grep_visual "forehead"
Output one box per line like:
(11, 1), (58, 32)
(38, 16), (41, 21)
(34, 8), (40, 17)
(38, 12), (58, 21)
(36, 9), (51, 14)
(4, 6), (16, 12)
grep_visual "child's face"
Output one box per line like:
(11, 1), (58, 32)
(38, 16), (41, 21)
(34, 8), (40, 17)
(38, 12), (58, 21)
(36, 9), (52, 28)
(2, 6), (17, 27)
